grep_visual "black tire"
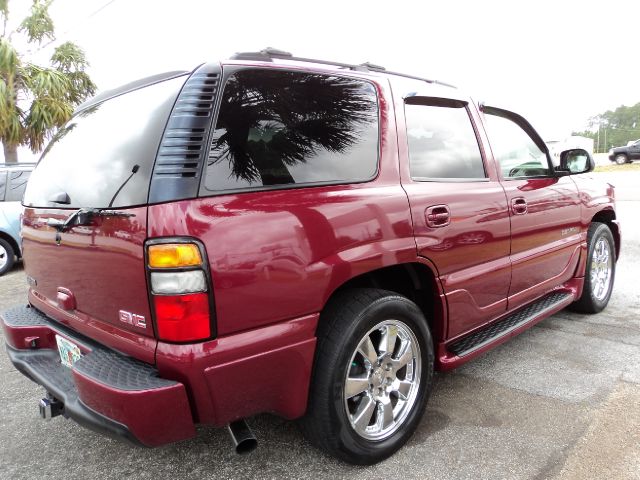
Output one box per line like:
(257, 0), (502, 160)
(300, 288), (434, 465)
(569, 222), (616, 313)
(615, 154), (627, 165)
(0, 238), (16, 276)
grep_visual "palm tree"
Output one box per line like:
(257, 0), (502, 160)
(0, 0), (96, 163)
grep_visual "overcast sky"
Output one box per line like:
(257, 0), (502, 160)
(8, 0), (640, 161)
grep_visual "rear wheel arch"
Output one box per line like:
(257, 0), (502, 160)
(319, 262), (446, 344)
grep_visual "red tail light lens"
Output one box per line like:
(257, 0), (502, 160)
(153, 293), (210, 342)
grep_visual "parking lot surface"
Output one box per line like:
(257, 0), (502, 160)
(0, 171), (638, 479)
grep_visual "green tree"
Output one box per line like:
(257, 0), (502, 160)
(0, 0), (96, 163)
(574, 102), (640, 153)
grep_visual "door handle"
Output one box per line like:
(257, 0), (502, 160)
(511, 197), (528, 215)
(425, 205), (451, 228)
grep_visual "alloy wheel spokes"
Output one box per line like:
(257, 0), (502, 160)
(591, 238), (612, 301)
(344, 320), (422, 440)
(345, 375), (369, 399)
(352, 394), (376, 432)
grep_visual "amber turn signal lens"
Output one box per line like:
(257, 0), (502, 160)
(148, 243), (202, 268)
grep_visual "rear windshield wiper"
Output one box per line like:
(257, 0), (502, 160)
(46, 164), (140, 232)
(47, 208), (134, 232)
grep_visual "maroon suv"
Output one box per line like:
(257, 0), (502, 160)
(1, 49), (620, 464)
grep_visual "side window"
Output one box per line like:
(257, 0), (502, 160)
(483, 113), (550, 178)
(6, 170), (31, 201)
(0, 171), (6, 201)
(200, 69), (379, 194)
(405, 102), (486, 180)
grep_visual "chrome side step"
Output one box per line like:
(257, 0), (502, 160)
(448, 291), (574, 357)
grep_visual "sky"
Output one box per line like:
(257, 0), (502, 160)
(6, 0), (640, 161)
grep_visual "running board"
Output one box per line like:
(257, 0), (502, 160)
(448, 291), (574, 357)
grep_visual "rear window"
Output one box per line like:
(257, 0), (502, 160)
(23, 76), (186, 209)
(200, 69), (379, 194)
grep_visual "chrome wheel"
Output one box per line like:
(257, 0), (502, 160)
(0, 243), (7, 270)
(591, 237), (612, 301)
(344, 320), (421, 441)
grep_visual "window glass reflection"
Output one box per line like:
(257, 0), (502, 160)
(405, 104), (485, 180)
(24, 76), (186, 208)
(201, 69), (379, 193)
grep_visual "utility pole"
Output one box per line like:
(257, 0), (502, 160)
(604, 128), (607, 151)
(596, 125), (600, 153)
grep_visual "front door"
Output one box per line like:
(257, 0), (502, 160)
(481, 107), (582, 309)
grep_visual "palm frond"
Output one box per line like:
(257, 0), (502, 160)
(0, 37), (18, 72)
(18, 0), (55, 44)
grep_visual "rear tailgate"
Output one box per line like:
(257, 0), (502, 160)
(19, 74), (189, 362)
(22, 206), (155, 362)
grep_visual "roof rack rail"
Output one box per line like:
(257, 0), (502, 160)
(229, 48), (456, 88)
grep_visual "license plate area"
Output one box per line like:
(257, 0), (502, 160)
(55, 335), (82, 368)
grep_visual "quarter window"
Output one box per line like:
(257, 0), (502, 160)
(200, 69), (379, 194)
(483, 113), (550, 178)
(405, 102), (486, 180)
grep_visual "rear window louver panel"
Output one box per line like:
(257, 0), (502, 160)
(149, 64), (221, 203)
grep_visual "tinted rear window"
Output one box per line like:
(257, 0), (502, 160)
(200, 69), (379, 194)
(24, 76), (186, 208)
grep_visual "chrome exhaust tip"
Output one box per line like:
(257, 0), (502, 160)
(227, 419), (257, 454)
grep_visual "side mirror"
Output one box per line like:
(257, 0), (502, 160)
(557, 148), (595, 175)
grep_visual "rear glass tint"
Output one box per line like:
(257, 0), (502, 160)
(200, 69), (379, 194)
(23, 75), (186, 209)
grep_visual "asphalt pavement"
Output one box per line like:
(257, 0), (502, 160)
(0, 171), (638, 480)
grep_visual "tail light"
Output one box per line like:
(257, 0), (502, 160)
(146, 240), (214, 342)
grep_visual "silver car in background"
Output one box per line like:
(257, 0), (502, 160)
(0, 163), (34, 275)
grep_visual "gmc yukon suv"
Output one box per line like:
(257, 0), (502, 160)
(1, 49), (620, 465)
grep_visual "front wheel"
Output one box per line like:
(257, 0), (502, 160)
(570, 222), (616, 313)
(615, 154), (628, 165)
(300, 288), (434, 465)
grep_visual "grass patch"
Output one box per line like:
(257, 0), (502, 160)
(594, 162), (640, 172)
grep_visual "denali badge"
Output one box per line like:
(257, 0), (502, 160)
(119, 310), (147, 328)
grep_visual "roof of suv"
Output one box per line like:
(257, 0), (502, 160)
(76, 48), (462, 115)
(226, 48), (457, 88)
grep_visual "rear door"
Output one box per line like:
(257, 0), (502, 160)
(21, 75), (186, 361)
(398, 96), (512, 339)
(481, 107), (582, 309)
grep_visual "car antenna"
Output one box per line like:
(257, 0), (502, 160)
(107, 165), (140, 208)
